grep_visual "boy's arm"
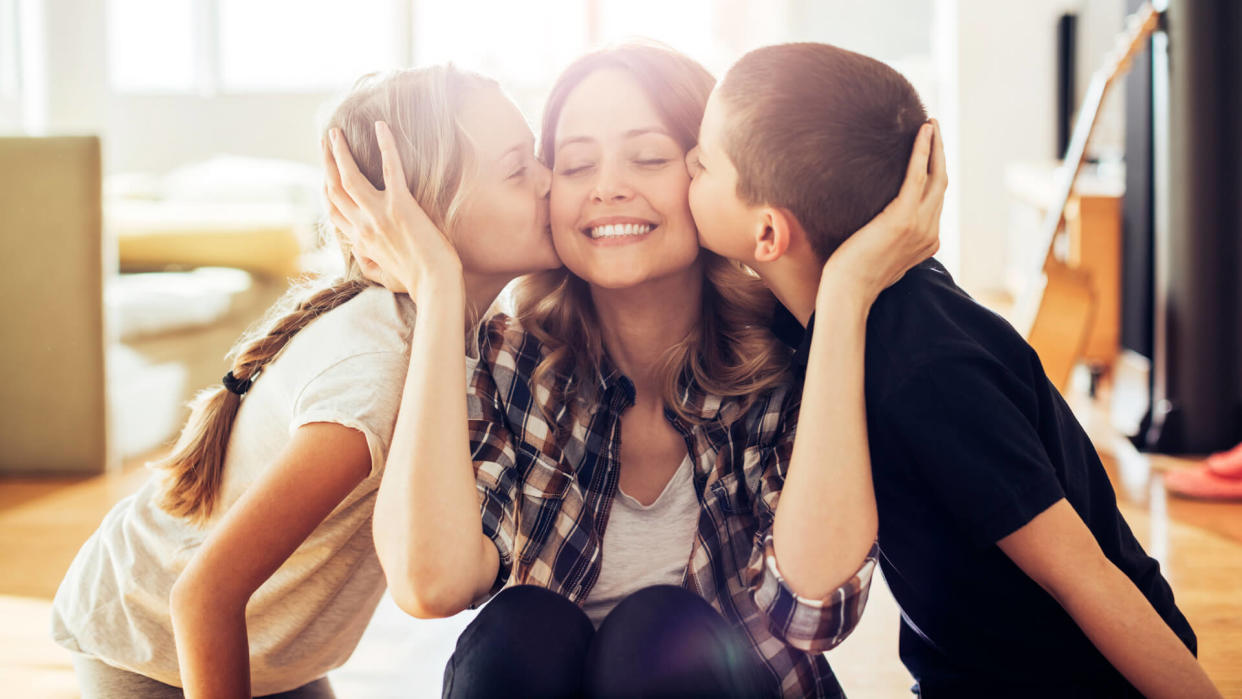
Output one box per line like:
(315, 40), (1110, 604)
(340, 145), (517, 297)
(879, 357), (1216, 697)
(998, 499), (1221, 699)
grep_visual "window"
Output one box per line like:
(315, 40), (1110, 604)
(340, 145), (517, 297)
(411, 0), (736, 122)
(218, 0), (404, 92)
(412, 0), (587, 118)
(107, 0), (196, 92)
(104, 0), (778, 98)
(0, 0), (18, 99)
(595, 0), (718, 69)
(107, 0), (403, 94)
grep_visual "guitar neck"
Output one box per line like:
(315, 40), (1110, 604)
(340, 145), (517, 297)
(1034, 3), (1161, 270)
(1037, 77), (1109, 268)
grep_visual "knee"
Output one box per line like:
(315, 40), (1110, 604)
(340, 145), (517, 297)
(599, 585), (720, 641)
(478, 585), (586, 629)
(444, 586), (593, 699)
(464, 585), (593, 657)
(588, 586), (753, 692)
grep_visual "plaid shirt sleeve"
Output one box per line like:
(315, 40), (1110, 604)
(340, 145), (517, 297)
(465, 322), (520, 605)
(745, 392), (879, 653)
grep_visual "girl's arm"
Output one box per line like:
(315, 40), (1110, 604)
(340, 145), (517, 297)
(998, 499), (1221, 699)
(169, 422), (371, 699)
(773, 121), (945, 599)
(324, 124), (497, 617)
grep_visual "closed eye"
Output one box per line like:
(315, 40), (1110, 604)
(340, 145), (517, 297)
(508, 166), (527, 180)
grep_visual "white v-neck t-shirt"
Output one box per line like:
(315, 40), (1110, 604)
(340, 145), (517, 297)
(581, 454), (700, 627)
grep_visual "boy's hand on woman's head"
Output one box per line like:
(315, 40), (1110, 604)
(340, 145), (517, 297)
(821, 119), (946, 305)
(322, 122), (463, 298)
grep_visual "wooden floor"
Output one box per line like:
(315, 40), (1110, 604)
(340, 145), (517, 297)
(3, 410), (1241, 697)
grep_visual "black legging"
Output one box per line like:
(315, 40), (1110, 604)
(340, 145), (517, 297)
(442, 585), (777, 698)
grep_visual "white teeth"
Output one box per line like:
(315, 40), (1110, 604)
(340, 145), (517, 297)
(589, 223), (654, 239)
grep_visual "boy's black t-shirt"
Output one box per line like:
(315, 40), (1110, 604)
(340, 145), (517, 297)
(782, 259), (1196, 697)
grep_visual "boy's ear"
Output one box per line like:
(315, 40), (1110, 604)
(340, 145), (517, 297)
(754, 207), (798, 263)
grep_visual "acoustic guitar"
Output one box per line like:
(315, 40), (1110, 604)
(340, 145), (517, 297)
(1015, 3), (1161, 390)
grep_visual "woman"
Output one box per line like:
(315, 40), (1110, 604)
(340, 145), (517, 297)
(327, 43), (942, 697)
(51, 65), (559, 698)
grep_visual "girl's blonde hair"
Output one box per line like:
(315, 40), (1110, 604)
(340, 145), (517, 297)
(157, 65), (496, 525)
(515, 43), (791, 424)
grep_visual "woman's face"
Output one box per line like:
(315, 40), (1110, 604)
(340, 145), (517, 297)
(450, 86), (560, 278)
(548, 69), (701, 290)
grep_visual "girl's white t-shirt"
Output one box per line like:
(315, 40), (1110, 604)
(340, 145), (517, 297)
(51, 286), (417, 695)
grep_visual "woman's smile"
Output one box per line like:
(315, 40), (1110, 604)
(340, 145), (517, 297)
(581, 216), (659, 246)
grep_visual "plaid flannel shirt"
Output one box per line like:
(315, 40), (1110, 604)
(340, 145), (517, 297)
(467, 314), (877, 697)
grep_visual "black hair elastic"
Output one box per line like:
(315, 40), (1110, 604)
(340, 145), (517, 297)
(222, 371), (254, 396)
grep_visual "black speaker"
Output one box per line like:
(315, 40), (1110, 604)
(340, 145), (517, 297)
(1121, 0), (1153, 361)
(1057, 13), (1077, 159)
(1141, 0), (1242, 454)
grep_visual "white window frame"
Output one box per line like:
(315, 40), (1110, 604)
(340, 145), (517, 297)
(108, 0), (413, 97)
(0, 0), (24, 130)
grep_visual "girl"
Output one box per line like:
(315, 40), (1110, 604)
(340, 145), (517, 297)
(327, 43), (943, 697)
(50, 65), (559, 698)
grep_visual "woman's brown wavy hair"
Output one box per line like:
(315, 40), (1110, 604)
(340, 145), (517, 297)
(512, 42), (791, 424)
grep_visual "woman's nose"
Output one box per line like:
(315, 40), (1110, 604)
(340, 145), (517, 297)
(590, 161), (634, 203)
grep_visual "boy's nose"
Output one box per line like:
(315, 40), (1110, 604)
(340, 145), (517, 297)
(685, 146), (702, 177)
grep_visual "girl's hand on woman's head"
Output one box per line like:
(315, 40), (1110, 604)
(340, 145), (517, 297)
(821, 119), (946, 305)
(322, 121), (463, 297)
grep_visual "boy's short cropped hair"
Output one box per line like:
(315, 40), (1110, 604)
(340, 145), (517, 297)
(719, 43), (927, 260)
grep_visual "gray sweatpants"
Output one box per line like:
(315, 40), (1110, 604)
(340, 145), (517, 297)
(72, 653), (335, 699)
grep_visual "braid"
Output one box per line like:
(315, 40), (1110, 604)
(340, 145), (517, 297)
(228, 279), (370, 384)
(156, 278), (370, 525)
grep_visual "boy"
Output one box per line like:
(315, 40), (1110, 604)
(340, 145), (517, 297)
(687, 43), (1217, 698)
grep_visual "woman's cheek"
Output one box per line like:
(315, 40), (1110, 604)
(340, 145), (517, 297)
(657, 169), (693, 207)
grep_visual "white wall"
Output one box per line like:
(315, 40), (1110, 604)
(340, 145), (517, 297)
(104, 93), (338, 173)
(935, 0), (1065, 292)
(933, 0), (1125, 293)
(786, 0), (932, 58)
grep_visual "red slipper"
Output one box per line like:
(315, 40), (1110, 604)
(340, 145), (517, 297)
(1165, 465), (1242, 501)
(1205, 441), (1242, 479)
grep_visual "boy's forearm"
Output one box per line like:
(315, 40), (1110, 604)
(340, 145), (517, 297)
(373, 282), (492, 616)
(772, 278), (878, 599)
(1001, 500), (1220, 698)
(1056, 558), (1220, 698)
